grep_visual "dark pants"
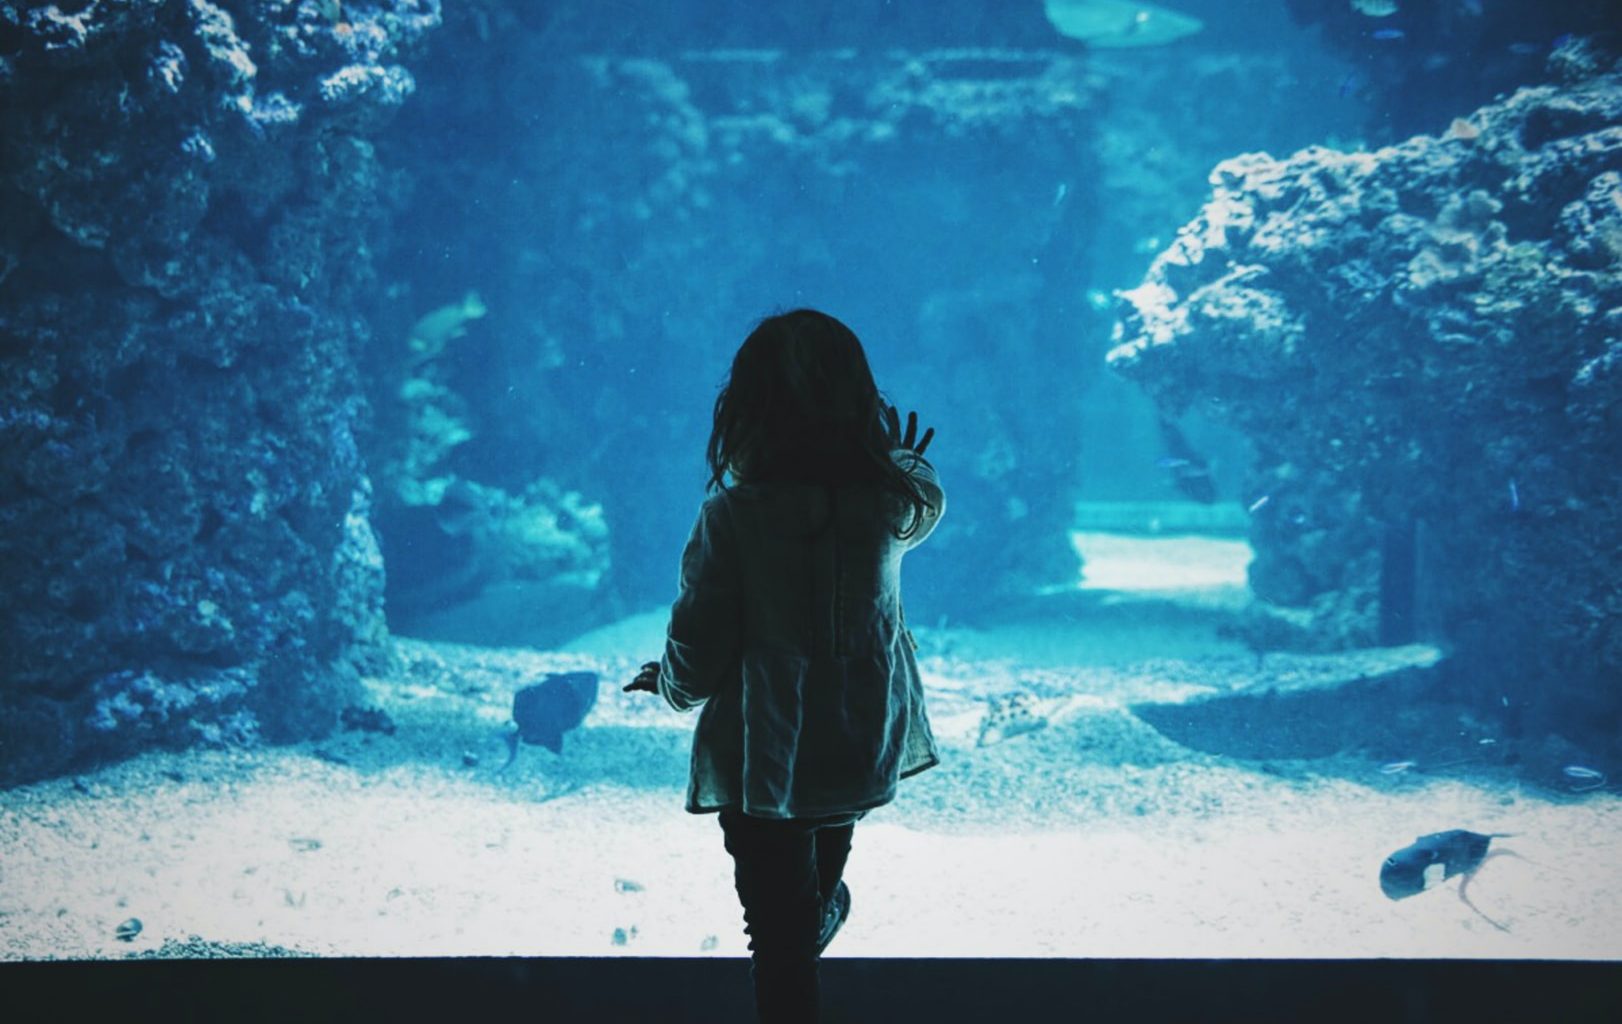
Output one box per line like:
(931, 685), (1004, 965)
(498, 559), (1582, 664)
(718, 809), (860, 1024)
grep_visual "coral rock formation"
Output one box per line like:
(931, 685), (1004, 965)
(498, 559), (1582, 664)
(0, 1), (441, 785)
(1109, 64), (1622, 739)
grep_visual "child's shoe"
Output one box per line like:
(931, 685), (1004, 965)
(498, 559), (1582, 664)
(816, 882), (850, 955)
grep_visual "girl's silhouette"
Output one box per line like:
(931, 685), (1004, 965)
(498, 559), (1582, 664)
(625, 308), (945, 1023)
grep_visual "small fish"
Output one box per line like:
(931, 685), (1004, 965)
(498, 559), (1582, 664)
(407, 291), (488, 363)
(1053, 182), (1070, 206)
(1338, 71), (1363, 99)
(1371, 28), (1406, 41)
(1562, 765), (1606, 792)
(1380, 829), (1518, 930)
(977, 692), (1051, 747)
(503, 671), (600, 768)
(1156, 417), (1217, 504)
(1508, 478), (1520, 512)
(1352, 0), (1398, 16)
(1507, 42), (1540, 57)
(1247, 494), (1272, 514)
(1379, 760), (1417, 775)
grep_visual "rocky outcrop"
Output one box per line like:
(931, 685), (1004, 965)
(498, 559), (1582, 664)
(376, 14), (1114, 619)
(0, 1), (441, 784)
(1108, 63), (1622, 741)
(367, 2), (1361, 624)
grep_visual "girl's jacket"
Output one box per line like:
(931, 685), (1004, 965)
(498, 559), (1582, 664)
(657, 449), (945, 818)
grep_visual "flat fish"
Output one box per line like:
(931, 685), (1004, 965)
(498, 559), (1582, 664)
(1043, 0), (1202, 49)
(977, 691), (1102, 747)
(978, 692), (1052, 747)
(503, 671), (600, 768)
(1380, 829), (1518, 931)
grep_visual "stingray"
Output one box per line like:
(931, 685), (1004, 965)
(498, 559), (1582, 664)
(1043, 0), (1203, 48)
(502, 671), (599, 769)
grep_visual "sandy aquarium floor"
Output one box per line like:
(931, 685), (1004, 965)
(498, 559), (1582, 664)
(3, 534), (1620, 962)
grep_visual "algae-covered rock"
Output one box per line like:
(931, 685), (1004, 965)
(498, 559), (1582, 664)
(1109, 68), (1622, 737)
(0, 1), (441, 785)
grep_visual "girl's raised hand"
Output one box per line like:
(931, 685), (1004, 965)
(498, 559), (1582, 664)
(884, 404), (935, 456)
(624, 661), (660, 693)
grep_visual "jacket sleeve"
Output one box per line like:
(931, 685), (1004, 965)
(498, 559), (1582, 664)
(893, 448), (946, 549)
(658, 495), (742, 712)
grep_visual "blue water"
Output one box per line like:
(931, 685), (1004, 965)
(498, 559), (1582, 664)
(2, 0), (1618, 967)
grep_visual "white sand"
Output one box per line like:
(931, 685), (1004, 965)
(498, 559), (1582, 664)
(4, 645), (1618, 962)
(4, 534), (1619, 961)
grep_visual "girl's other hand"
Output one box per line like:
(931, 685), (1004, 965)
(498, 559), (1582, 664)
(624, 661), (660, 693)
(884, 404), (935, 456)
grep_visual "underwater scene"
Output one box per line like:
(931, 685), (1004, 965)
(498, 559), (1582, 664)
(1, 0), (1620, 965)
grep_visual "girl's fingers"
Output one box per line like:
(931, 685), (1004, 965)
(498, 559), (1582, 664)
(904, 411), (917, 448)
(915, 427), (934, 455)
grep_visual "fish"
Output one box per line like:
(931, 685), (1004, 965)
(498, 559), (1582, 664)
(1352, 0), (1399, 16)
(503, 671), (600, 767)
(1156, 416), (1217, 504)
(1562, 764), (1606, 792)
(1247, 494), (1272, 514)
(1043, 0), (1203, 49)
(1379, 760), (1417, 774)
(1371, 28), (1406, 41)
(977, 692), (1099, 747)
(1507, 478), (1520, 512)
(408, 291), (488, 363)
(977, 692), (1052, 747)
(1380, 829), (1518, 931)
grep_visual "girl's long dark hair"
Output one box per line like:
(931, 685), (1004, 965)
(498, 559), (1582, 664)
(706, 309), (935, 539)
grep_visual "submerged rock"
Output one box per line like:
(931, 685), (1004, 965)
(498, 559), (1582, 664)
(1109, 69), (1622, 739)
(0, 1), (442, 785)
